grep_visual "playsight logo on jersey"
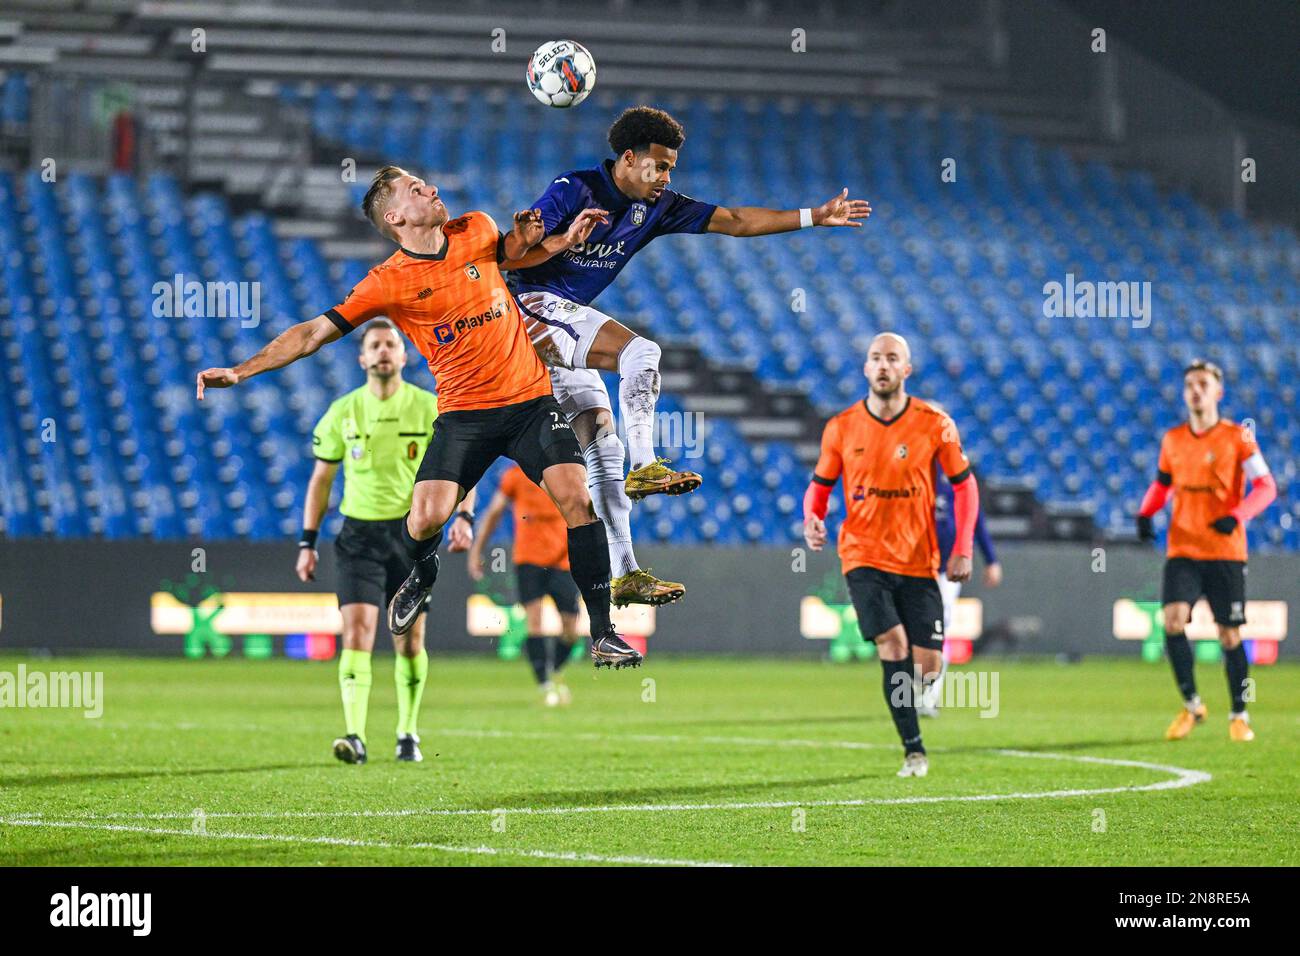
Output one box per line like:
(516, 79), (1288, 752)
(433, 300), (509, 345)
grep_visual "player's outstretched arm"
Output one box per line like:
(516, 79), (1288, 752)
(707, 188), (872, 237)
(500, 207), (609, 271)
(196, 314), (341, 399)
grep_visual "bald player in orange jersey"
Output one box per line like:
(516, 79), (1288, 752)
(803, 333), (979, 778)
(469, 464), (582, 706)
(1136, 359), (1277, 743)
(197, 165), (643, 669)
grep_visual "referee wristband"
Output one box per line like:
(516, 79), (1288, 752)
(298, 528), (319, 550)
(454, 510), (475, 527)
(799, 207), (814, 229)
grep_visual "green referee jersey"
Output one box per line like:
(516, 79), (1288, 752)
(311, 380), (439, 521)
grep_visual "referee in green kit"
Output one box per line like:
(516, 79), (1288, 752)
(297, 318), (475, 765)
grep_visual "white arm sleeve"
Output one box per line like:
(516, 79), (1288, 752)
(1243, 452), (1270, 480)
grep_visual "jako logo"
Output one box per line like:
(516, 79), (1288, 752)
(50, 886), (151, 936)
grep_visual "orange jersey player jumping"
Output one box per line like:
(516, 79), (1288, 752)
(469, 465), (582, 706)
(803, 332), (980, 779)
(196, 165), (644, 670)
(1136, 359), (1277, 743)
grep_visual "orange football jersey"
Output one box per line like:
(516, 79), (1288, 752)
(325, 211), (551, 413)
(499, 465), (569, 570)
(814, 396), (970, 578)
(1157, 420), (1260, 561)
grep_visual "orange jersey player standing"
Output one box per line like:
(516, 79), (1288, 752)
(1136, 359), (1277, 743)
(469, 465), (583, 706)
(803, 332), (980, 779)
(196, 165), (645, 671)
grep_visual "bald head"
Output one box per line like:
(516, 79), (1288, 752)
(870, 332), (911, 363)
(864, 332), (912, 399)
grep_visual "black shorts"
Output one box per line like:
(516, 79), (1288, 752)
(845, 565), (945, 651)
(334, 516), (416, 611)
(517, 563), (580, 614)
(416, 394), (584, 490)
(1162, 557), (1247, 626)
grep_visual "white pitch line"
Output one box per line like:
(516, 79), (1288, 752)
(436, 727), (893, 750)
(0, 816), (733, 868)
(3, 730), (1211, 822)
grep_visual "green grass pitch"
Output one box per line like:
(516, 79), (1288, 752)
(1, 654), (1296, 866)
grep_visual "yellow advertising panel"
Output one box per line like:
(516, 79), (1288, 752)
(152, 592), (343, 635)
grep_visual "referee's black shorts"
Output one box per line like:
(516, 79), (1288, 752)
(516, 563), (580, 614)
(416, 394), (585, 490)
(334, 516), (415, 611)
(1162, 557), (1247, 627)
(845, 564), (945, 651)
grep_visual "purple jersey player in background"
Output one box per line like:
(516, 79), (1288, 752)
(501, 105), (871, 607)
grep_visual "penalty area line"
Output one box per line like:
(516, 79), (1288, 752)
(6, 743), (1211, 822)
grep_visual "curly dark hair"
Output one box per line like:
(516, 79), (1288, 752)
(607, 106), (685, 156)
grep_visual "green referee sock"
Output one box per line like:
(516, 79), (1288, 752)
(339, 648), (373, 744)
(395, 648), (428, 737)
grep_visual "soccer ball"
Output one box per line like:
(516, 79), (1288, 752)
(526, 40), (596, 108)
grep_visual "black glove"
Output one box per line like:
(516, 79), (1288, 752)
(1136, 515), (1156, 542)
(1211, 515), (1239, 535)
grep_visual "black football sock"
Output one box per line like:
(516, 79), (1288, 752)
(400, 514), (443, 587)
(524, 636), (550, 684)
(551, 639), (573, 674)
(881, 658), (924, 755)
(1224, 643), (1250, 714)
(567, 520), (612, 636)
(1165, 630), (1198, 703)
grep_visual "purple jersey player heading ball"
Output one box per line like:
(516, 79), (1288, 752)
(500, 106), (871, 609)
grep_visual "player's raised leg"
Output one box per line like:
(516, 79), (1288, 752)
(584, 321), (700, 500)
(538, 460), (642, 669)
(566, 396), (684, 606)
(389, 477), (462, 636)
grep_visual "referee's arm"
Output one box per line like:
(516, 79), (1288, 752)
(302, 459), (339, 537)
(296, 459), (339, 582)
